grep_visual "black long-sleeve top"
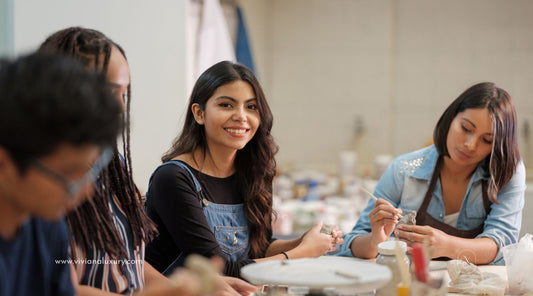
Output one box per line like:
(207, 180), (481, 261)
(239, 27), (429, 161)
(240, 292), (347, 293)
(145, 161), (273, 277)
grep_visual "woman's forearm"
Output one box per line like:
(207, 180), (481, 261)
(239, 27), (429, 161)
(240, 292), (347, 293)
(255, 244), (312, 262)
(264, 237), (301, 257)
(441, 236), (498, 264)
(144, 262), (172, 286)
(350, 233), (380, 259)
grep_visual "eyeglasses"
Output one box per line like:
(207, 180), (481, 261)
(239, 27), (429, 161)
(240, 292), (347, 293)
(29, 147), (114, 198)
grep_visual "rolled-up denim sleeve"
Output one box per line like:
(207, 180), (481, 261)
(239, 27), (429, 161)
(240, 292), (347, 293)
(336, 198), (377, 257)
(336, 158), (405, 257)
(477, 161), (526, 264)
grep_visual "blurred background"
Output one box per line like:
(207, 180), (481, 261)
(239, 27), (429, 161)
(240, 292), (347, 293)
(1, 0), (532, 236)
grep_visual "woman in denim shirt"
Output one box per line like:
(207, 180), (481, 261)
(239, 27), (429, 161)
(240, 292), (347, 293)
(338, 82), (525, 264)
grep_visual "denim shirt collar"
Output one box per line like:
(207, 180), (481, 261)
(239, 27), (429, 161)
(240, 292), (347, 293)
(410, 145), (488, 183)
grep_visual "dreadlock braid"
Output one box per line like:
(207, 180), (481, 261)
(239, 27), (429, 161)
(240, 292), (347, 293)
(38, 27), (157, 260)
(69, 163), (129, 259)
(119, 81), (156, 244)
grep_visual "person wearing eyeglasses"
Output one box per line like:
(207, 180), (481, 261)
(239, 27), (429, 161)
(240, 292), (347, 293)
(28, 147), (114, 198)
(38, 27), (256, 296)
(0, 53), (122, 295)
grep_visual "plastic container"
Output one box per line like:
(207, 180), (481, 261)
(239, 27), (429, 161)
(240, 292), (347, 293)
(375, 241), (409, 296)
(303, 180), (320, 201)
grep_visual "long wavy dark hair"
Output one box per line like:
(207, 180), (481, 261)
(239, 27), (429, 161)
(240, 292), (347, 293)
(434, 82), (520, 204)
(162, 61), (278, 258)
(38, 27), (157, 259)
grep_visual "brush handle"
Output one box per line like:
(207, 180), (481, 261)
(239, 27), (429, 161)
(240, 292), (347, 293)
(360, 187), (403, 218)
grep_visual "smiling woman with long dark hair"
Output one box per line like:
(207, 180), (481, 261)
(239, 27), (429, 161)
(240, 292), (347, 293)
(145, 61), (344, 277)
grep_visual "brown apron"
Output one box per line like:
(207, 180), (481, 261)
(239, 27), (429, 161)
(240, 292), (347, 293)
(415, 156), (491, 238)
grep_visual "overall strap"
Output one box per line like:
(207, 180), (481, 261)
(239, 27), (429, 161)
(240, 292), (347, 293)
(164, 161), (202, 192)
(147, 160), (202, 193)
(145, 160), (204, 211)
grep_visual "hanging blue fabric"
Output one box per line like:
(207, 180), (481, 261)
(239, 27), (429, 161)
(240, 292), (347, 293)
(235, 6), (256, 74)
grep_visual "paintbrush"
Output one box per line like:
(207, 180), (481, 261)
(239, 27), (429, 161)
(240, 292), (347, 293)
(360, 187), (403, 218)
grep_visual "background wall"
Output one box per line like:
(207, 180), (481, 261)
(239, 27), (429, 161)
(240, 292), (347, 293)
(5, 0), (533, 201)
(0, 0), (13, 56)
(238, 0), (533, 237)
(240, 0), (533, 178)
(9, 0), (187, 192)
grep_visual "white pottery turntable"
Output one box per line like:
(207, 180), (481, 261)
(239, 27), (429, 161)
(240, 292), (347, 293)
(241, 256), (391, 295)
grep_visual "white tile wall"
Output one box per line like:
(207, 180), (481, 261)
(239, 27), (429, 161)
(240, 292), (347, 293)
(242, 0), (533, 238)
(241, 0), (533, 176)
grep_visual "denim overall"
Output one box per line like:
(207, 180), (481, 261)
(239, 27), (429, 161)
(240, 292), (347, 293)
(147, 161), (250, 275)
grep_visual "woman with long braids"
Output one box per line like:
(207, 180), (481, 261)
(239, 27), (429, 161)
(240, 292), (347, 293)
(38, 27), (255, 296)
(145, 61), (344, 278)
